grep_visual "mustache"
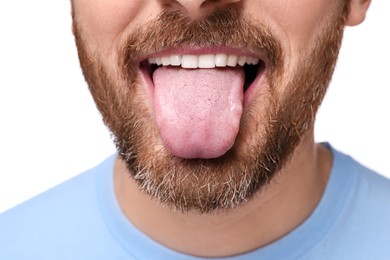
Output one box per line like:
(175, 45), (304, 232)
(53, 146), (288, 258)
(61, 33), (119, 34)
(120, 7), (283, 79)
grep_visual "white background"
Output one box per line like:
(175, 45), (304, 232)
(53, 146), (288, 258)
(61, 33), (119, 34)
(0, 1), (389, 213)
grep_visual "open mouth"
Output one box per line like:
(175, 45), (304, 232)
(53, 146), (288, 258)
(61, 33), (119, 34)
(137, 52), (267, 159)
(141, 53), (266, 93)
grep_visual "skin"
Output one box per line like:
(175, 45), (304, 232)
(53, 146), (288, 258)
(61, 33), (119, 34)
(72, 0), (371, 257)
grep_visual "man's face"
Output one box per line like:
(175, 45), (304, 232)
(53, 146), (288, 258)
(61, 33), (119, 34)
(71, 0), (348, 213)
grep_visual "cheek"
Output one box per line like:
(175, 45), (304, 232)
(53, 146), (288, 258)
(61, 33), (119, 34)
(73, 0), (146, 48)
(270, 0), (333, 38)
(248, 0), (335, 54)
(244, 0), (338, 96)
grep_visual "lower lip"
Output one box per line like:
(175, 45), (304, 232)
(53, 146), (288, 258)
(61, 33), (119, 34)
(139, 65), (267, 112)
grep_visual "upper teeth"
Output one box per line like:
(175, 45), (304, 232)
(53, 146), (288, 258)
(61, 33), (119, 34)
(148, 54), (259, 69)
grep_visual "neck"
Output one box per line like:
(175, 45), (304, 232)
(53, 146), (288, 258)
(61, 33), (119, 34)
(114, 129), (332, 257)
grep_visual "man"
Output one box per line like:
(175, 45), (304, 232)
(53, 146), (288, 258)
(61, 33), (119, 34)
(1, 0), (389, 259)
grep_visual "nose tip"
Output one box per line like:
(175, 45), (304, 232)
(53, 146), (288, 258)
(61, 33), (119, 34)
(160, 0), (242, 19)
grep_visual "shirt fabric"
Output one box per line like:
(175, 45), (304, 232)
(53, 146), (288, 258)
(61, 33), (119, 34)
(1, 144), (390, 259)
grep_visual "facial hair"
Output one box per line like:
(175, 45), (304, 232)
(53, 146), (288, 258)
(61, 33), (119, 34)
(72, 2), (348, 213)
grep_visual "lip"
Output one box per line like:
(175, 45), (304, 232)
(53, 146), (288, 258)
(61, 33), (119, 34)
(138, 46), (267, 111)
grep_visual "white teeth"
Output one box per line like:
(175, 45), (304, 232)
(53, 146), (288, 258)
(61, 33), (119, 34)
(148, 54), (259, 68)
(170, 55), (181, 66)
(182, 55), (198, 68)
(248, 57), (259, 65)
(198, 54), (216, 68)
(155, 57), (162, 66)
(161, 56), (170, 66)
(238, 56), (247, 66)
(215, 54), (228, 67)
(227, 55), (238, 67)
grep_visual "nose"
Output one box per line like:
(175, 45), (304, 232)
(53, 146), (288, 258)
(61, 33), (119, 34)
(160, 0), (242, 19)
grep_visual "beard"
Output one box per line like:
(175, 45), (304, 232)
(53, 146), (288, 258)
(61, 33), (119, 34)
(72, 2), (348, 213)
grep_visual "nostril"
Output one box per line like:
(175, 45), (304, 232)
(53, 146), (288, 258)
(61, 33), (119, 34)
(200, 0), (241, 8)
(200, 0), (217, 8)
(161, 0), (241, 20)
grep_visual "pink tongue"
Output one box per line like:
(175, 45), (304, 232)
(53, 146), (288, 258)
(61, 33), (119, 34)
(153, 67), (244, 159)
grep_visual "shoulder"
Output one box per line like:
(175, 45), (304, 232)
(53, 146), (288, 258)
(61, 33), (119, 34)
(349, 159), (390, 231)
(339, 150), (390, 213)
(0, 155), (125, 259)
(0, 158), (103, 223)
(312, 148), (390, 259)
(333, 147), (390, 227)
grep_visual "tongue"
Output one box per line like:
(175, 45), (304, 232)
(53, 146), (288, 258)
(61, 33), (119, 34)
(153, 67), (244, 159)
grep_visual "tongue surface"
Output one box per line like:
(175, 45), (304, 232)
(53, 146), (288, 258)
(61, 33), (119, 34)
(153, 67), (244, 159)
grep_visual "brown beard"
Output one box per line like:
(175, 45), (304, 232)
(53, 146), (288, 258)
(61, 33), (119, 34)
(72, 3), (348, 213)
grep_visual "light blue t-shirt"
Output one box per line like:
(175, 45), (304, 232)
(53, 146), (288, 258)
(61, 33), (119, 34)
(1, 144), (390, 259)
